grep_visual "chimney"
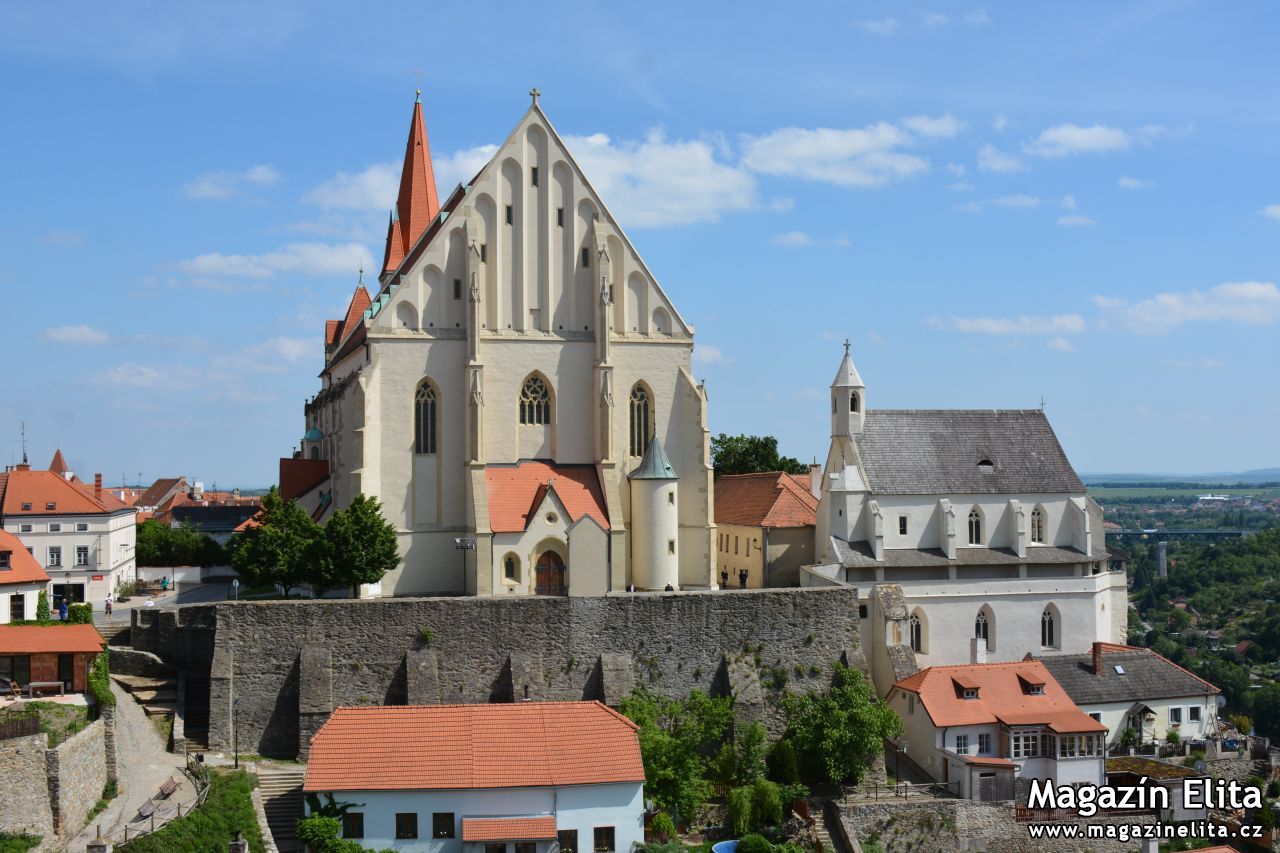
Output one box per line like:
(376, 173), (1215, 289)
(970, 637), (988, 664)
(15, 463), (29, 472)
(1093, 641), (1104, 675)
(808, 463), (822, 499)
(94, 473), (103, 501)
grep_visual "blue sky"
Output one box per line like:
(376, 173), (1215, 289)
(2, 1), (1277, 487)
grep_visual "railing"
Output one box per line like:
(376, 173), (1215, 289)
(91, 752), (211, 846)
(841, 781), (959, 802)
(0, 710), (40, 741)
(1014, 804), (1158, 823)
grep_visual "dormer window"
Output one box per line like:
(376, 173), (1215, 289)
(0, 552), (10, 569)
(1028, 684), (1044, 695)
(45, 502), (56, 511)
(977, 459), (994, 473)
(963, 688), (978, 700)
(21, 503), (31, 511)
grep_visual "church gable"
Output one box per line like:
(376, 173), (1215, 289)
(370, 98), (691, 341)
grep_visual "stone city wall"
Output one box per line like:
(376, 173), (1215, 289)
(0, 732), (55, 838)
(47, 718), (108, 837)
(133, 587), (862, 759)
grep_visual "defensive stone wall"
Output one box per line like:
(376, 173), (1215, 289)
(133, 587), (862, 759)
(47, 718), (108, 837)
(0, 716), (112, 842)
(0, 732), (54, 838)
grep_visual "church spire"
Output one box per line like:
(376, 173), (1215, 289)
(381, 206), (405, 275)
(389, 89), (440, 266)
(831, 339), (866, 437)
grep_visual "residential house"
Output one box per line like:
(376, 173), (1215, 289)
(0, 623), (105, 694)
(0, 530), (50, 623)
(886, 659), (1107, 800)
(1037, 642), (1220, 746)
(303, 701), (645, 852)
(714, 470), (818, 588)
(169, 504), (262, 545)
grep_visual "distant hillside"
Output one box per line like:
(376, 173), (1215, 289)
(1083, 468), (1280, 485)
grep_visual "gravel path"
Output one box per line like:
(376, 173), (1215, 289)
(60, 682), (194, 851)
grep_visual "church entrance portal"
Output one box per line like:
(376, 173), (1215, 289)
(535, 551), (567, 596)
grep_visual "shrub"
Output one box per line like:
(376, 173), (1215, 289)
(648, 812), (676, 843)
(67, 603), (93, 624)
(1165, 729), (1181, 746)
(736, 834), (772, 853)
(1118, 727), (1138, 749)
(766, 739), (800, 785)
(89, 652), (115, 708)
(1182, 751), (1206, 769)
(750, 778), (783, 827)
(726, 786), (754, 837)
(1229, 714), (1254, 735)
(0, 834), (42, 853)
(35, 591), (50, 622)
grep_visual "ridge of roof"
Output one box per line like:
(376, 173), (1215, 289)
(49, 449), (70, 476)
(1, 468), (114, 515)
(714, 470), (817, 528)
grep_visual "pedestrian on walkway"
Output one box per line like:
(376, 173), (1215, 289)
(738, 569), (748, 589)
(105, 599), (113, 617)
(721, 569), (729, 588)
(59, 600), (68, 621)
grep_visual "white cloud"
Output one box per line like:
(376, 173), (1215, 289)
(992, 115), (1010, 132)
(791, 388), (823, 400)
(211, 337), (313, 373)
(771, 231), (850, 247)
(173, 242), (370, 279)
(903, 114), (963, 139)
(183, 165), (280, 200)
(1046, 337), (1074, 352)
(1057, 214), (1097, 227)
(98, 364), (169, 387)
(566, 130), (757, 227)
(41, 324), (110, 344)
(1118, 176), (1154, 190)
(693, 344), (728, 365)
(856, 17), (900, 35)
(921, 8), (988, 27)
(301, 162), (398, 211)
(1061, 195), (1077, 210)
(921, 12), (950, 28)
(868, 330), (885, 344)
(741, 124), (928, 188)
(1258, 204), (1280, 221)
(977, 143), (1026, 173)
(433, 144), (500, 194)
(1024, 123), (1164, 158)
(945, 162), (966, 177)
(930, 313), (1086, 335)
(963, 8), (991, 24)
(948, 181), (973, 192)
(1093, 281), (1280, 333)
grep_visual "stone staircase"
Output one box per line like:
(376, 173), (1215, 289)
(183, 675), (210, 753)
(94, 613), (130, 646)
(111, 673), (177, 721)
(258, 764), (306, 853)
(811, 799), (849, 853)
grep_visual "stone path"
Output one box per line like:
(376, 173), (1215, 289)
(60, 682), (193, 851)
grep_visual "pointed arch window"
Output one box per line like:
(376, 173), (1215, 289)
(1030, 506), (1045, 544)
(968, 508), (982, 545)
(975, 610), (988, 644)
(1041, 607), (1057, 648)
(629, 384), (652, 456)
(414, 383), (437, 454)
(909, 614), (923, 653)
(850, 392), (859, 413)
(519, 375), (551, 425)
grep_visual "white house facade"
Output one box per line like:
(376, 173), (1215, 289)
(286, 92), (715, 597)
(0, 530), (50, 624)
(303, 702), (645, 853)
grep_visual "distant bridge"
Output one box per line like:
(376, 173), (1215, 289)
(1105, 528), (1252, 542)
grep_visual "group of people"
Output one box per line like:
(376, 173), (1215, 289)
(622, 568), (751, 593)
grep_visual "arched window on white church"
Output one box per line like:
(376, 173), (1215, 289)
(520, 375), (551, 425)
(1041, 606), (1058, 648)
(414, 382), (437, 455)
(975, 610), (988, 645)
(1030, 506), (1045, 544)
(968, 507), (982, 545)
(909, 613), (923, 653)
(850, 392), (859, 413)
(629, 384), (652, 457)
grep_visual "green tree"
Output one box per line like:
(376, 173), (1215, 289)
(319, 495), (400, 596)
(766, 738), (800, 785)
(136, 519), (225, 567)
(36, 590), (50, 622)
(733, 722), (768, 785)
(780, 664), (903, 785)
(227, 487), (322, 598)
(710, 434), (807, 476)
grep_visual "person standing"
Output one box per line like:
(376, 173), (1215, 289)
(59, 600), (69, 621)
(720, 569), (729, 589)
(105, 599), (113, 618)
(738, 569), (748, 590)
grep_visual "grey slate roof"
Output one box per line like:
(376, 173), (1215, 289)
(1038, 646), (1220, 705)
(854, 409), (1085, 495)
(832, 538), (1108, 568)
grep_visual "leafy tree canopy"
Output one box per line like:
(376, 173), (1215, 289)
(137, 519), (225, 567)
(711, 434), (807, 477)
(780, 663), (903, 785)
(319, 495), (400, 596)
(227, 487), (322, 598)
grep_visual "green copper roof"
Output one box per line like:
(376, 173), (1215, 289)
(629, 435), (678, 480)
(303, 428), (323, 442)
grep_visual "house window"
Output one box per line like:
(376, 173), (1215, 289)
(1027, 683), (1044, 695)
(0, 552), (8, 569)
(581, 247), (591, 267)
(20, 503), (31, 511)
(593, 827), (616, 853)
(1041, 607), (1056, 648)
(480, 243), (488, 262)
(859, 604), (868, 619)
(453, 278), (462, 299)
(1089, 712), (1102, 723)
(49, 523), (62, 533)
(519, 375), (551, 425)
(504, 554), (519, 582)
(342, 813), (364, 839)
(558, 830), (578, 853)
(899, 516), (908, 535)
(76, 523), (88, 532)
(978, 733), (991, 754)
(907, 694), (915, 714)
(955, 734), (970, 754)
(395, 813), (418, 839)
(557, 207), (564, 227)
(530, 166), (539, 187)
(967, 508), (982, 545)
(1169, 707), (1183, 725)
(734, 536), (739, 555)
(76, 546), (89, 566)
(1189, 706), (1202, 723)
(414, 383), (438, 454)
(48, 546), (62, 567)
(432, 813), (455, 839)
(975, 610), (988, 644)
(515, 844), (536, 853)
(9, 594), (24, 621)
(486, 845), (507, 853)
(1012, 732), (1039, 759)
(668, 540), (676, 555)
(629, 384), (652, 456)
(909, 614), (922, 653)
(963, 689), (978, 700)
(19, 524), (32, 533)
(850, 392), (859, 413)
(46, 503), (55, 511)
(1030, 506), (1045, 543)
(505, 205), (513, 225)
(0, 655), (31, 686)
(668, 492), (675, 505)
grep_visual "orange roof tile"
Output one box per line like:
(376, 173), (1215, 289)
(714, 472), (818, 528)
(337, 284), (371, 345)
(0, 530), (50, 585)
(893, 660), (1105, 733)
(485, 463), (610, 534)
(462, 817), (557, 842)
(48, 449), (70, 477)
(381, 208), (405, 275)
(0, 624), (105, 655)
(304, 701), (643, 793)
(325, 319), (341, 348)
(394, 94), (440, 261)
(0, 469), (115, 516)
(135, 477), (185, 509)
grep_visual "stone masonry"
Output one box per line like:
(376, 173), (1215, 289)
(0, 716), (112, 842)
(47, 718), (109, 837)
(0, 732), (55, 838)
(132, 587), (862, 759)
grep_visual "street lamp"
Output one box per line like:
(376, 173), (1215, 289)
(454, 537), (477, 595)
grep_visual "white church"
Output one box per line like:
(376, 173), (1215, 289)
(804, 343), (1129, 685)
(284, 91), (716, 597)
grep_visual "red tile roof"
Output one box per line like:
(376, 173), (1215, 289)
(462, 817), (557, 842)
(0, 624), (105, 655)
(0, 469), (115, 516)
(325, 319), (341, 348)
(382, 208), (405, 275)
(0, 530), (50, 585)
(135, 477), (185, 510)
(48, 449), (70, 477)
(304, 701), (643, 793)
(714, 472), (818, 528)
(893, 660), (1105, 733)
(393, 95), (440, 263)
(279, 458), (330, 502)
(485, 463), (610, 534)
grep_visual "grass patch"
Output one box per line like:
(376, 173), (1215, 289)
(0, 834), (41, 853)
(85, 779), (120, 824)
(11, 701), (89, 747)
(116, 769), (265, 853)
(149, 713), (174, 747)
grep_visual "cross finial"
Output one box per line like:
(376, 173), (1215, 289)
(415, 88), (421, 104)
(530, 87), (541, 105)
(843, 338), (851, 356)
(358, 263), (364, 285)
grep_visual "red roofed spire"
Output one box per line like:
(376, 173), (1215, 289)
(49, 448), (70, 477)
(381, 206), (405, 275)
(339, 277), (372, 344)
(392, 90), (440, 264)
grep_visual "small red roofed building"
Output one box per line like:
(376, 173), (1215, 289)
(886, 659), (1107, 800)
(714, 470), (819, 588)
(0, 529), (50, 623)
(303, 701), (645, 852)
(0, 623), (105, 694)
